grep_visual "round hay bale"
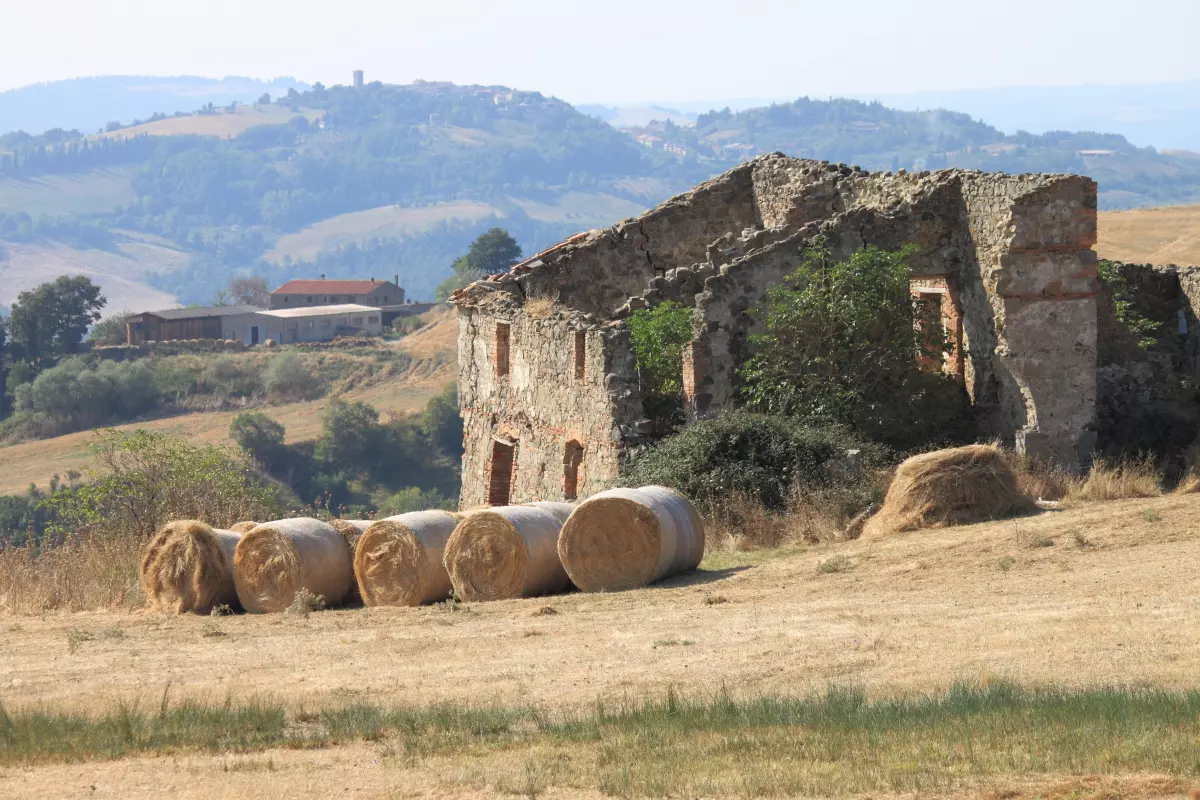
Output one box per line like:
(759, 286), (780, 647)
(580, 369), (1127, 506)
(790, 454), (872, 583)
(228, 521), (259, 534)
(329, 520), (374, 605)
(354, 511), (459, 606)
(233, 518), (353, 613)
(443, 506), (570, 601)
(140, 520), (241, 614)
(557, 486), (705, 593)
(524, 501), (576, 524)
(863, 444), (1036, 536)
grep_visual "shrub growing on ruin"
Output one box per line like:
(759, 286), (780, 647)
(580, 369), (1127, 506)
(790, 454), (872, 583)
(621, 410), (885, 511)
(1098, 259), (1161, 350)
(628, 300), (693, 434)
(739, 244), (974, 450)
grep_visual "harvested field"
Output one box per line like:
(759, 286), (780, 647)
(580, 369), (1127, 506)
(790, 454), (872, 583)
(1098, 204), (1200, 266)
(3, 493), (1200, 796)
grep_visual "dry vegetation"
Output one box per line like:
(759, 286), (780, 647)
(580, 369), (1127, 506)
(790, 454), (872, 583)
(1098, 204), (1200, 266)
(3, 489), (1200, 796)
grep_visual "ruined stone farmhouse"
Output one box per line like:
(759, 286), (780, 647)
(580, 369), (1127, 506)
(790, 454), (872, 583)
(450, 153), (1102, 507)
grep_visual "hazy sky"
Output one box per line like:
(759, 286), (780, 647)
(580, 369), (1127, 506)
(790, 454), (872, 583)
(3, 0), (1199, 103)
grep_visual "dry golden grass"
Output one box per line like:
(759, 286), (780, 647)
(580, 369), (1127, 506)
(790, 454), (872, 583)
(1065, 455), (1162, 503)
(0, 532), (143, 614)
(1098, 204), (1200, 266)
(4, 493), (1200, 797)
(522, 293), (558, 320)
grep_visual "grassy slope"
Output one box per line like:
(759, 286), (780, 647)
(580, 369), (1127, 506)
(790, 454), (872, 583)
(0, 231), (187, 311)
(0, 167), (137, 217)
(91, 105), (324, 141)
(1097, 204), (1200, 266)
(2, 491), (1200, 796)
(262, 191), (647, 265)
(0, 314), (458, 494)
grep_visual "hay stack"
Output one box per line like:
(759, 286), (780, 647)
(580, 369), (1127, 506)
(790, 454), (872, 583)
(863, 444), (1036, 536)
(557, 486), (705, 593)
(353, 511), (459, 606)
(233, 518), (353, 613)
(443, 506), (570, 601)
(140, 520), (241, 614)
(228, 521), (259, 534)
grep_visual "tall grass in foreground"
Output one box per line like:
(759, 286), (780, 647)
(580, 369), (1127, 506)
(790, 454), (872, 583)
(0, 532), (143, 613)
(4, 683), (1200, 794)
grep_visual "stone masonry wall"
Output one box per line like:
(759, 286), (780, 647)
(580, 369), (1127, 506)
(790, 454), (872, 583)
(456, 307), (642, 508)
(453, 154), (1105, 505)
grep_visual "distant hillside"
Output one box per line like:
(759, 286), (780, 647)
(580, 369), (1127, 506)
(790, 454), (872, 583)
(5, 81), (1200, 310)
(871, 80), (1200, 153)
(632, 97), (1200, 210)
(1097, 205), (1200, 267)
(0, 75), (308, 136)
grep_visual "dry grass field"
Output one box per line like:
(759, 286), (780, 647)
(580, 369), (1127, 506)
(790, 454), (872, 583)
(2, 492), (1200, 797)
(0, 168), (138, 217)
(91, 105), (324, 142)
(0, 232), (187, 312)
(0, 315), (458, 494)
(1097, 205), (1200, 266)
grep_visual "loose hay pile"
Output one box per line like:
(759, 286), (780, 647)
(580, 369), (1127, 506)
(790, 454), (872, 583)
(558, 486), (705, 593)
(863, 444), (1036, 536)
(233, 518), (354, 613)
(140, 521), (241, 614)
(443, 506), (570, 601)
(353, 511), (459, 606)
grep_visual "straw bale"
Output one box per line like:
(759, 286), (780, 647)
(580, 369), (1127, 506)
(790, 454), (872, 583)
(524, 501), (576, 524)
(443, 506), (570, 601)
(354, 511), (459, 606)
(140, 520), (241, 614)
(233, 517), (353, 613)
(863, 444), (1036, 536)
(329, 519), (374, 605)
(229, 521), (259, 534)
(558, 486), (705, 593)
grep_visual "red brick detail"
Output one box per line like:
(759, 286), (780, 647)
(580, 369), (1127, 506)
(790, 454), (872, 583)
(487, 440), (517, 506)
(563, 441), (584, 500)
(911, 277), (964, 381)
(494, 322), (511, 377)
(681, 339), (708, 403)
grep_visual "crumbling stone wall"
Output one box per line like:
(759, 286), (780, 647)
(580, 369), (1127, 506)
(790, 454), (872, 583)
(451, 153), (1103, 507)
(456, 305), (645, 508)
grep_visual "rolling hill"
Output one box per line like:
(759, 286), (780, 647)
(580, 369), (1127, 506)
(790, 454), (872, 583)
(1096, 204), (1200, 267)
(0, 75), (308, 136)
(4, 80), (1200, 313)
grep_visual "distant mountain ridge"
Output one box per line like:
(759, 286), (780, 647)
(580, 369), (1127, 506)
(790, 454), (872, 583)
(0, 75), (309, 135)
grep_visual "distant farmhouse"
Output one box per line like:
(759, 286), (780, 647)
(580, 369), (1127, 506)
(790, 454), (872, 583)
(126, 275), (431, 345)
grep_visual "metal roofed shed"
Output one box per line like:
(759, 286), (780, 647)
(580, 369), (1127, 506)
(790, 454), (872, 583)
(258, 304), (383, 343)
(126, 305), (268, 345)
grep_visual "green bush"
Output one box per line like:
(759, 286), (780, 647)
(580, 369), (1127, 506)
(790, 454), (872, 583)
(229, 411), (287, 466)
(621, 411), (885, 511)
(14, 357), (156, 428)
(739, 244), (975, 450)
(202, 355), (261, 397)
(265, 352), (317, 401)
(42, 429), (286, 540)
(628, 300), (692, 434)
(378, 487), (456, 516)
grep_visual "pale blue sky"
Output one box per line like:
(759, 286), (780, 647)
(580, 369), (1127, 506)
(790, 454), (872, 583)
(2, 0), (1198, 102)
